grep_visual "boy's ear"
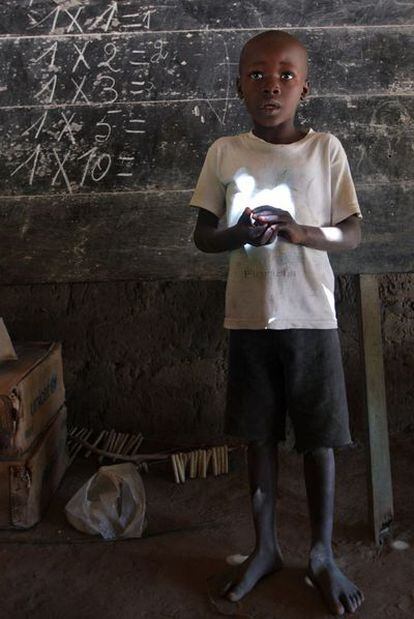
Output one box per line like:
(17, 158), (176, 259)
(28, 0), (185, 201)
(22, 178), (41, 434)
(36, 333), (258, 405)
(236, 77), (243, 99)
(300, 79), (311, 100)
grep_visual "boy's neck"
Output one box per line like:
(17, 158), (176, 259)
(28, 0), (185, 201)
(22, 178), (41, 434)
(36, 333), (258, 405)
(252, 121), (307, 145)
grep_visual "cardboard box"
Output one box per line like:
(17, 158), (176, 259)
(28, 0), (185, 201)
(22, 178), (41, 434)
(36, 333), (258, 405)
(0, 342), (65, 458)
(0, 405), (69, 528)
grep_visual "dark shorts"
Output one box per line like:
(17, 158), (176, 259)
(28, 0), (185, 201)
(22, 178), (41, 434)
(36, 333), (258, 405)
(225, 329), (352, 453)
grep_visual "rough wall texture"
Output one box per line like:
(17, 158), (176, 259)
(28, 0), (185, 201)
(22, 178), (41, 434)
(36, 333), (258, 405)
(1, 273), (412, 442)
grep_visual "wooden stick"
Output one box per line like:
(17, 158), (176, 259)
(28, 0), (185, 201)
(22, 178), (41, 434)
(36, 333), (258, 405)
(186, 452), (192, 475)
(175, 453), (184, 483)
(69, 436), (241, 471)
(189, 451), (194, 478)
(179, 453), (186, 482)
(193, 450), (198, 477)
(198, 450), (202, 477)
(72, 426), (83, 437)
(101, 428), (112, 446)
(196, 450), (201, 476)
(85, 430), (106, 458)
(107, 430), (119, 454)
(194, 450), (199, 477)
(132, 434), (144, 454)
(76, 427), (89, 442)
(123, 434), (140, 455)
(68, 439), (78, 457)
(69, 429), (93, 464)
(119, 432), (130, 451)
(79, 428), (94, 457)
(116, 433), (131, 457)
(71, 435), (168, 463)
(121, 434), (133, 455)
(206, 449), (212, 474)
(112, 433), (127, 461)
(174, 453), (180, 482)
(71, 427), (87, 444)
(99, 429), (115, 463)
(122, 434), (135, 454)
(112, 432), (124, 453)
(198, 450), (203, 477)
(224, 444), (229, 474)
(220, 446), (224, 475)
(212, 447), (218, 476)
(171, 454), (180, 483)
(202, 450), (207, 478)
(109, 432), (120, 462)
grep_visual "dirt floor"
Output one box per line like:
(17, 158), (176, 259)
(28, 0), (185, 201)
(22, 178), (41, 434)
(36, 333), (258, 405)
(0, 433), (413, 619)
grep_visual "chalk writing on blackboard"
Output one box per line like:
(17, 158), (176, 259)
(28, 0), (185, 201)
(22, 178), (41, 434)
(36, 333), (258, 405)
(2, 2), (237, 195)
(26, 2), (160, 35)
(5, 2), (174, 193)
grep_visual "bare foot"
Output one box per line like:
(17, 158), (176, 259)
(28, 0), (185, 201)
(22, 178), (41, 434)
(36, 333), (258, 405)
(308, 553), (364, 615)
(222, 545), (284, 602)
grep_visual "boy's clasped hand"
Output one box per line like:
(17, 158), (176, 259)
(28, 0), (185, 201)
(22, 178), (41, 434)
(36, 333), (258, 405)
(237, 205), (306, 246)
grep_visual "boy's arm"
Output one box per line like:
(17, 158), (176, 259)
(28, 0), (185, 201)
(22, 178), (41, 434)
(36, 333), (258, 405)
(302, 214), (361, 251)
(193, 206), (276, 253)
(253, 210), (361, 252)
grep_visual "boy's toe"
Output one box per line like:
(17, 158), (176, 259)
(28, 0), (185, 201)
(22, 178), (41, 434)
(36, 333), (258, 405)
(340, 592), (356, 614)
(350, 594), (360, 613)
(330, 597), (345, 616)
(219, 580), (232, 597)
(354, 590), (364, 610)
(226, 582), (244, 602)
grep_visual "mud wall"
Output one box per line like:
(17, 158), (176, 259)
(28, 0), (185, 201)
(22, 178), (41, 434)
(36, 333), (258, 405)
(1, 274), (412, 441)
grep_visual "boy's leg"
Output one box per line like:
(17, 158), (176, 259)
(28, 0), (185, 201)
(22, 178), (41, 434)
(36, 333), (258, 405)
(304, 447), (364, 615)
(224, 439), (284, 602)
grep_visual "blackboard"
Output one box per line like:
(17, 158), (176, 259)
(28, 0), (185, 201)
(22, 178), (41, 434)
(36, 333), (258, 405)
(0, 0), (413, 283)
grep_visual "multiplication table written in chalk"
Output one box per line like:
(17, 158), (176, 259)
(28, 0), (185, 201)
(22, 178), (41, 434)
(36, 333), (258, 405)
(0, 0), (233, 196)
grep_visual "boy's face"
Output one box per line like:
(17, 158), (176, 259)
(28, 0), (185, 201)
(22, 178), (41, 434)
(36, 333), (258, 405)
(237, 36), (310, 130)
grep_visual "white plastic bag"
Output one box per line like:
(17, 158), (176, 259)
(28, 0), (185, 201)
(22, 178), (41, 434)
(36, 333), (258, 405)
(65, 463), (146, 540)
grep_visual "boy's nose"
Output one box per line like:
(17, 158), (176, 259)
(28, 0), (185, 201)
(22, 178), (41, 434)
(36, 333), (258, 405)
(262, 77), (281, 95)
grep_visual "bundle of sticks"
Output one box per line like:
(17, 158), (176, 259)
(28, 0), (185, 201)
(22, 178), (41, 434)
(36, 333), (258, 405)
(68, 428), (234, 483)
(171, 445), (229, 483)
(67, 427), (144, 465)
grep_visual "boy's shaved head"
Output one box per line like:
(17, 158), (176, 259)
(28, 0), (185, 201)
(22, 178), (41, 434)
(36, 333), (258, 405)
(239, 30), (309, 79)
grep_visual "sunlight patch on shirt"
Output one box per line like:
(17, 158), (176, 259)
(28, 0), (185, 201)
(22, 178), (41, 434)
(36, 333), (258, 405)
(230, 169), (296, 251)
(321, 283), (336, 314)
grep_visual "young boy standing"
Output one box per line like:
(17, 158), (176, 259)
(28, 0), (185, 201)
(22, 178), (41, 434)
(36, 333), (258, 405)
(190, 30), (364, 615)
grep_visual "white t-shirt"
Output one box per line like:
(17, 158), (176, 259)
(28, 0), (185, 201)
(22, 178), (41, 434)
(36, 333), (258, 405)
(190, 129), (362, 330)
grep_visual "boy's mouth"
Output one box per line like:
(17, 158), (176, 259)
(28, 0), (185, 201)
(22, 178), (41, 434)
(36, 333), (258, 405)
(260, 101), (281, 111)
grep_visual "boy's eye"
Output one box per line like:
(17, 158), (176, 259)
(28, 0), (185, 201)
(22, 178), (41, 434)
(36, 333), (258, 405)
(281, 71), (294, 80)
(249, 71), (263, 80)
